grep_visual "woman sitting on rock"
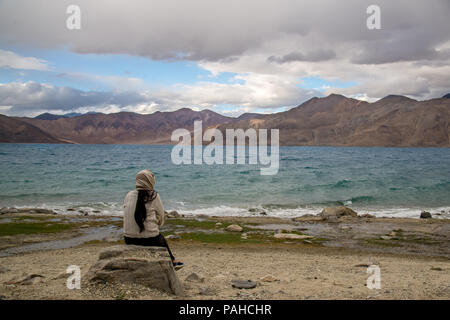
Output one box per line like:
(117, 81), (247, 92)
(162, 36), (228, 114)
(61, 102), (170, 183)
(123, 169), (183, 270)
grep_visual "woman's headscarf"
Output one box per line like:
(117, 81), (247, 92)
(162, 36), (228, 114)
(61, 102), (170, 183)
(134, 169), (158, 232)
(135, 169), (155, 191)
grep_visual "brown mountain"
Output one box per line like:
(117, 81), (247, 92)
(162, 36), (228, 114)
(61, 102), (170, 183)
(0, 114), (63, 143)
(0, 94), (449, 146)
(216, 94), (450, 147)
(16, 108), (233, 144)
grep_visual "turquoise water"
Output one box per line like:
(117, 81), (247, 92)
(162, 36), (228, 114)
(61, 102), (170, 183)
(0, 144), (449, 218)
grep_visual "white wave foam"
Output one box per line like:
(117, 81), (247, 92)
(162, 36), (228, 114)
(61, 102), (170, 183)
(9, 202), (450, 219)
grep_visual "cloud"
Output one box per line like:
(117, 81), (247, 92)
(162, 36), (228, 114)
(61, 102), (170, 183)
(0, 49), (49, 70)
(56, 72), (146, 90)
(0, 0), (448, 64)
(0, 0), (449, 106)
(0, 78), (321, 116)
(268, 49), (336, 63)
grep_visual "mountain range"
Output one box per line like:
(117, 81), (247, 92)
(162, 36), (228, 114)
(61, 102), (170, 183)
(1, 93), (449, 147)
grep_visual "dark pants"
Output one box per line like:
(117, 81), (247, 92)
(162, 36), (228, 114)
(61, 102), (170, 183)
(124, 233), (175, 261)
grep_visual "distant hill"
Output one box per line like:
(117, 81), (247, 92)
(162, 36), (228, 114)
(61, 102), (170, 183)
(216, 94), (450, 147)
(17, 108), (232, 144)
(0, 114), (63, 143)
(443, 93), (450, 99)
(1, 93), (449, 146)
(236, 113), (265, 121)
(34, 111), (103, 120)
(34, 113), (68, 120)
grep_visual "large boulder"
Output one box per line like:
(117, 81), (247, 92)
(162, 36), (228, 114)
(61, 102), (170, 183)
(86, 245), (184, 296)
(320, 206), (358, 220)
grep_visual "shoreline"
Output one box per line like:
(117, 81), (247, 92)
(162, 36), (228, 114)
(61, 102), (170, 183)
(2, 204), (450, 220)
(0, 209), (449, 299)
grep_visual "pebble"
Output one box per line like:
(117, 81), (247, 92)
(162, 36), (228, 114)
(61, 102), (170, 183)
(0, 266), (10, 274)
(231, 279), (257, 289)
(185, 272), (205, 283)
(226, 224), (243, 232)
(259, 274), (279, 282)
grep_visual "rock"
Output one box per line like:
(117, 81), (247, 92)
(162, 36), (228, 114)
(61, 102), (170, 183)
(6, 274), (44, 285)
(340, 226), (351, 231)
(86, 245), (184, 296)
(248, 208), (267, 215)
(226, 224), (243, 232)
(259, 274), (279, 282)
(80, 224), (90, 228)
(0, 266), (10, 274)
(320, 206), (358, 220)
(359, 213), (375, 218)
(389, 231), (397, 237)
(354, 264), (370, 268)
(231, 279), (257, 289)
(20, 208), (56, 215)
(215, 222), (222, 227)
(273, 233), (312, 240)
(380, 236), (392, 240)
(420, 211), (432, 219)
(92, 210), (101, 213)
(52, 272), (67, 280)
(241, 233), (248, 239)
(185, 272), (205, 283)
(166, 234), (180, 240)
(0, 207), (19, 214)
(291, 215), (323, 222)
(198, 286), (216, 296)
(67, 208), (76, 211)
(167, 210), (181, 218)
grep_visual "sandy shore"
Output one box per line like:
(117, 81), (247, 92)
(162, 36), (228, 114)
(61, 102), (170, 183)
(0, 212), (449, 300)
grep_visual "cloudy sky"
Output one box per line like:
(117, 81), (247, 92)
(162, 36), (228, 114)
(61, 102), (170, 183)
(0, 0), (449, 117)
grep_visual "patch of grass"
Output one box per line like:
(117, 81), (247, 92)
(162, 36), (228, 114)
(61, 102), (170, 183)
(180, 232), (245, 244)
(0, 221), (76, 236)
(10, 215), (52, 221)
(396, 236), (438, 245)
(164, 218), (219, 229)
(177, 230), (325, 246)
(164, 218), (268, 233)
(431, 267), (443, 271)
(364, 239), (402, 248)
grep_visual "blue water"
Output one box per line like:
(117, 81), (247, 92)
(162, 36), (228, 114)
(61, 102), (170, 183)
(0, 144), (449, 218)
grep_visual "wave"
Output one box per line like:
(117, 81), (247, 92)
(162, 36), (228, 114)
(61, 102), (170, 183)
(3, 201), (450, 220)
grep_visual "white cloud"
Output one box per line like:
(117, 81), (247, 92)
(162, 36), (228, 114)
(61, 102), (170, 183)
(0, 0), (449, 113)
(0, 49), (49, 71)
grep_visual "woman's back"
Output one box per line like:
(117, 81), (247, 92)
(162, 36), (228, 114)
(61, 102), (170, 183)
(123, 190), (165, 238)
